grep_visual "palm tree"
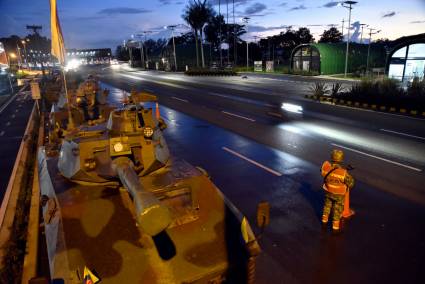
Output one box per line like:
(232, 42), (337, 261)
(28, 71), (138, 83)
(182, 0), (214, 68)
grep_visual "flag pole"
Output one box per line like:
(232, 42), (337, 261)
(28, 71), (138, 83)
(50, 0), (74, 130)
(61, 68), (74, 129)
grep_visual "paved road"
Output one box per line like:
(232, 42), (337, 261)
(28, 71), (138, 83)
(0, 88), (34, 200)
(93, 74), (425, 284)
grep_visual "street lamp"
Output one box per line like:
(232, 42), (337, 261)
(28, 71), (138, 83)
(366, 28), (381, 74)
(359, 23), (368, 44)
(242, 17), (250, 71)
(134, 34), (145, 68)
(165, 25), (178, 71)
(340, 1), (357, 78)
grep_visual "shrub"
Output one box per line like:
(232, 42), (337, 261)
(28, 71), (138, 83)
(185, 69), (237, 76)
(407, 77), (425, 97)
(310, 82), (329, 97)
(330, 83), (346, 96)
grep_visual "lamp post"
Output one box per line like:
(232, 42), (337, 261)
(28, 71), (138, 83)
(134, 34), (145, 68)
(165, 25), (178, 71)
(243, 17), (250, 71)
(366, 28), (381, 75)
(340, 1), (357, 78)
(359, 23), (368, 43)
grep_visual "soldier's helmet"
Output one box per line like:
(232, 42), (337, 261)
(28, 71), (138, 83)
(331, 149), (344, 163)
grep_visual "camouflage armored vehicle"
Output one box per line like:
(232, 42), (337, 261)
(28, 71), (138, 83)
(38, 94), (263, 283)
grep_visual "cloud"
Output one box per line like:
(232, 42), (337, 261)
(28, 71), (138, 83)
(288, 5), (307, 11)
(244, 3), (267, 15)
(98, 7), (151, 15)
(410, 20), (425, 24)
(382, 11), (396, 18)
(322, 1), (340, 8)
(158, 0), (183, 5)
(247, 25), (288, 32)
(278, 2), (287, 7)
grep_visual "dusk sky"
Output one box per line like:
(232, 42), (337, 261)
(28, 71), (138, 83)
(1, 0), (424, 49)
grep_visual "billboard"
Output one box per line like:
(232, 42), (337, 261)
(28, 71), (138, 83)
(0, 42), (8, 68)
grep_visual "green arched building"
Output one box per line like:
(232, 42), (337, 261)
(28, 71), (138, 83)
(290, 42), (386, 75)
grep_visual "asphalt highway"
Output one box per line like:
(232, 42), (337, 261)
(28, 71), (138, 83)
(91, 68), (425, 284)
(0, 89), (34, 200)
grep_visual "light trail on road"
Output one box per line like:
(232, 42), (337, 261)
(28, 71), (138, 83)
(331, 143), (422, 172)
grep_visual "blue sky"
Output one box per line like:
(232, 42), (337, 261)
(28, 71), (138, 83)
(0, 0), (424, 49)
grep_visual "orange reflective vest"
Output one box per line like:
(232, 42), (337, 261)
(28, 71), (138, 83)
(321, 161), (348, 195)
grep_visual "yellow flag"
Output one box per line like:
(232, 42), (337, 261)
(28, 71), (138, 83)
(50, 0), (66, 65)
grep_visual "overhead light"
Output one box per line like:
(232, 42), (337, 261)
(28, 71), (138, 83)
(113, 142), (124, 152)
(281, 103), (303, 114)
(143, 127), (154, 138)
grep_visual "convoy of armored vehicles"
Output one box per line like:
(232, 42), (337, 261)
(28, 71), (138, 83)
(36, 74), (266, 283)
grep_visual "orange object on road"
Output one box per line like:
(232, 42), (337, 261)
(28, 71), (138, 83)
(155, 102), (160, 119)
(342, 189), (355, 218)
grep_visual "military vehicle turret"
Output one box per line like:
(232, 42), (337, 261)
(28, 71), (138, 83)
(38, 93), (264, 283)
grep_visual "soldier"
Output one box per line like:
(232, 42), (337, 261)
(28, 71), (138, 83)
(321, 149), (355, 231)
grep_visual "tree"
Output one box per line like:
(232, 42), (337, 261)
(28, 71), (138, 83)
(182, 0), (215, 68)
(319, 27), (343, 43)
(296, 27), (315, 44)
(173, 32), (196, 45)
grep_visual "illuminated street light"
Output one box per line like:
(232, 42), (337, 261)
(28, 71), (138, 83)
(9, 52), (16, 58)
(340, 1), (357, 78)
(242, 17), (250, 71)
(165, 25), (178, 71)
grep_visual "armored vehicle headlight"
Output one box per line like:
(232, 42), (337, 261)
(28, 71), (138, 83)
(143, 127), (154, 138)
(113, 142), (124, 152)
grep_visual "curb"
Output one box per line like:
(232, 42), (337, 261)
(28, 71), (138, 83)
(305, 94), (425, 118)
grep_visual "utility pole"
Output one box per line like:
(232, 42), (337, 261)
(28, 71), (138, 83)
(226, 0), (230, 65)
(219, 0), (223, 66)
(341, 19), (345, 39)
(341, 1), (357, 78)
(366, 28), (381, 74)
(359, 23), (368, 43)
(243, 17), (250, 71)
(233, 0), (236, 66)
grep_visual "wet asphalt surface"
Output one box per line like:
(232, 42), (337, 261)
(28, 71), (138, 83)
(1, 68), (424, 283)
(95, 76), (425, 284)
(0, 89), (34, 201)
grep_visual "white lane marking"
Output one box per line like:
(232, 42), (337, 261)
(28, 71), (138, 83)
(144, 88), (155, 93)
(331, 143), (422, 172)
(0, 131), (4, 136)
(380, 129), (425, 141)
(222, 146), (282, 176)
(268, 112), (283, 118)
(171, 96), (188, 103)
(222, 111), (256, 122)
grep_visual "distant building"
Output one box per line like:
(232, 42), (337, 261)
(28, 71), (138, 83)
(290, 43), (386, 75)
(386, 33), (425, 82)
(66, 48), (112, 65)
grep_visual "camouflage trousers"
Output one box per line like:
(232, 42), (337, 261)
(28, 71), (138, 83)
(323, 192), (345, 221)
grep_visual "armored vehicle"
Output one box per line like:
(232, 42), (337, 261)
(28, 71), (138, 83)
(38, 94), (263, 283)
